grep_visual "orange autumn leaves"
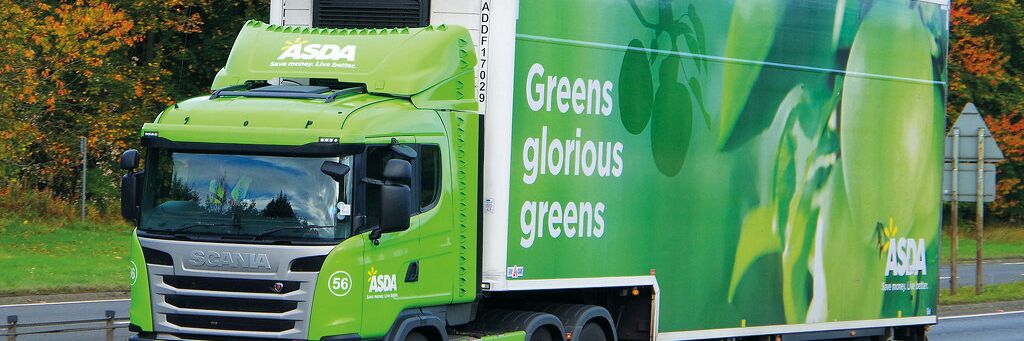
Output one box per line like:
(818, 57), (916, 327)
(950, 0), (1008, 94)
(0, 1), (190, 195)
(950, 0), (1024, 218)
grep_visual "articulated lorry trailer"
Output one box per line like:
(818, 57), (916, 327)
(122, 0), (949, 340)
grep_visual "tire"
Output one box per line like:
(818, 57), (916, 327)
(577, 322), (608, 341)
(405, 331), (430, 341)
(529, 327), (555, 341)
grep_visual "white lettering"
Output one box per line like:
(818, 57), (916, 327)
(526, 63), (545, 111)
(277, 43), (357, 62)
(885, 238), (928, 277)
(524, 63), (614, 115)
(518, 200), (606, 248)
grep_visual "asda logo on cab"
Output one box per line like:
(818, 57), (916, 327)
(366, 266), (398, 299)
(277, 38), (356, 61)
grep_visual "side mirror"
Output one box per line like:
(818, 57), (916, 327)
(121, 172), (143, 223)
(320, 161), (351, 182)
(379, 159), (412, 233)
(120, 149), (140, 170)
(383, 158), (412, 186)
(380, 183), (411, 233)
(391, 144), (417, 159)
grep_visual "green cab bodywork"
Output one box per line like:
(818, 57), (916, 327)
(129, 22), (480, 340)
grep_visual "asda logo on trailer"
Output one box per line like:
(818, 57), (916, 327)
(277, 38), (357, 61)
(882, 219), (927, 277)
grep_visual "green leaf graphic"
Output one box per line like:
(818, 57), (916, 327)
(719, 0), (786, 149)
(728, 206), (781, 302)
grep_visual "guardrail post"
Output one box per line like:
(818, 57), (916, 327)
(6, 315), (16, 341)
(105, 310), (115, 341)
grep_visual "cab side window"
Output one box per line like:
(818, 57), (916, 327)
(418, 145), (441, 211)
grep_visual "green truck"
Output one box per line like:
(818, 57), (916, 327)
(122, 0), (949, 340)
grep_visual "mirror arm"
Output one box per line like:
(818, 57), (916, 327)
(361, 178), (385, 186)
(368, 228), (382, 245)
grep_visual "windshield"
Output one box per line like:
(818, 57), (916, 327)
(140, 150), (354, 242)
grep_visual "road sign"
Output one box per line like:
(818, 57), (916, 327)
(942, 102), (1005, 295)
(942, 162), (995, 202)
(942, 103), (1004, 203)
(943, 103), (1004, 162)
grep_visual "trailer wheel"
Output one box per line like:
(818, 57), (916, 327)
(576, 322), (608, 341)
(405, 331), (430, 341)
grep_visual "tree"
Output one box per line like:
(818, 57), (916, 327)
(0, 0), (266, 212)
(263, 192), (296, 219)
(949, 0), (1024, 219)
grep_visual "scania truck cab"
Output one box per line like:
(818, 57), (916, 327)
(124, 1), (949, 340)
(122, 21), (499, 341)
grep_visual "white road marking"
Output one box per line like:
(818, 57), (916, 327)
(0, 298), (129, 308)
(939, 310), (1024, 320)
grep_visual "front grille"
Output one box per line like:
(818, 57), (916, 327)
(166, 314), (296, 332)
(163, 275), (300, 294)
(139, 237), (334, 340)
(165, 295), (299, 314)
(313, 0), (430, 29)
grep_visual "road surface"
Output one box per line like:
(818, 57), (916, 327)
(2, 298), (1022, 340)
(939, 260), (1024, 289)
(929, 311), (1024, 341)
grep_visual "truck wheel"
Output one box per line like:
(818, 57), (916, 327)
(529, 327), (555, 341)
(576, 322), (608, 341)
(405, 331), (430, 341)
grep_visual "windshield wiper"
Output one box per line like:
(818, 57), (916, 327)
(255, 225), (332, 240)
(168, 222), (241, 234)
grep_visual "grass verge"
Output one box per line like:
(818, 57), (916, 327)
(941, 226), (1024, 262)
(939, 281), (1024, 305)
(0, 218), (133, 296)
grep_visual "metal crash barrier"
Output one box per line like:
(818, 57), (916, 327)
(2, 310), (128, 341)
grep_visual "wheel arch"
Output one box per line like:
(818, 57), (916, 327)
(382, 310), (448, 341)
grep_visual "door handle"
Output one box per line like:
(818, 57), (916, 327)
(405, 261), (419, 282)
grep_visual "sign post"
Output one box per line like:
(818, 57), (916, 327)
(942, 103), (1003, 295)
(976, 128), (985, 294)
(950, 128), (959, 294)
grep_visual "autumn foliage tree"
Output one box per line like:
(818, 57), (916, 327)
(948, 0), (1024, 219)
(948, 0), (1009, 116)
(0, 0), (265, 213)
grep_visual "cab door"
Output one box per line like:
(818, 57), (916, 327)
(409, 138), (457, 305)
(359, 137), (451, 337)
